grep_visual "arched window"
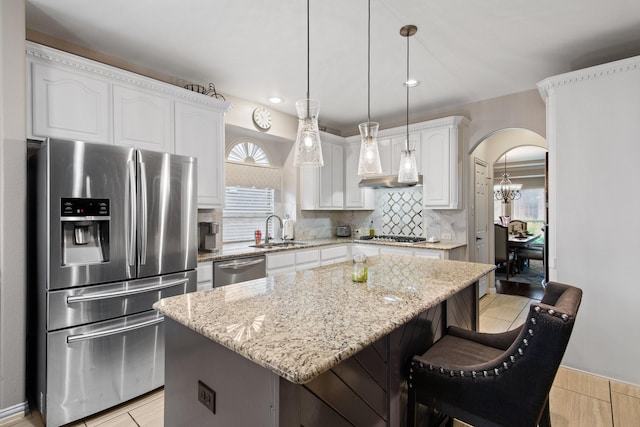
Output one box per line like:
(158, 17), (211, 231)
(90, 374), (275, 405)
(227, 141), (270, 165)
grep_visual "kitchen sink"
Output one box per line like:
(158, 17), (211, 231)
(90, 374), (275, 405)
(250, 241), (310, 249)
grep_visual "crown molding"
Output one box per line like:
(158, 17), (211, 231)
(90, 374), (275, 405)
(26, 41), (231, 113)
(344, 116), (469, 142)
(537, 54), (640, 100)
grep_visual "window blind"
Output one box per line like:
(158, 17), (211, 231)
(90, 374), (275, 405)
(223, 187), (274, 242)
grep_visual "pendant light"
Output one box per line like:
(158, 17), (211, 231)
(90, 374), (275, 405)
(357, 0), (382, 176)
(494, 153), (522, 203)
(397, 25), (419, 184)
(293, 0), (323, 167)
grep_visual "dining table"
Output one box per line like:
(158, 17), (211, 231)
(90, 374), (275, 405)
(508, 233), (541, 248)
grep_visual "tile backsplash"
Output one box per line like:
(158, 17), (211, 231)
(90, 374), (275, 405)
(381, 191), (423, 236)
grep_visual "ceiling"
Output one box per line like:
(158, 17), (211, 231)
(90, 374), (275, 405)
(25, 0), (640, 135)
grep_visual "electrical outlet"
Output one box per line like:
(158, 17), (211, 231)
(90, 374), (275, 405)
(441, 232), (452, 240)
(198, 380), (216, 414)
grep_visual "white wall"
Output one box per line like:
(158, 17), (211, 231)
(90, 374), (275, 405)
(0, 0), (27, 415)
(539, 55), (640, 386)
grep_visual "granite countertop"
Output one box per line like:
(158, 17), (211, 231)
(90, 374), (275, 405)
(155, 255), (494, 384)
(197, 238), (466, 263)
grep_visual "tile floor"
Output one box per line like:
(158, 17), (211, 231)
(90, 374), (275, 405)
(4, 292), (640, 427)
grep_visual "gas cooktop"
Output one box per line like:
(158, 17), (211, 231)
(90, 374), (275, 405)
(359, 235), (427, 243)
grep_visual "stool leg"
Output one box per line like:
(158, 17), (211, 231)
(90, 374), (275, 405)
(407, 385), (416, 427)
(539, 398), (551, 427)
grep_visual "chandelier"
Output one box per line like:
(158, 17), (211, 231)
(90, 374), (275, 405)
(494, 154), (522, 203)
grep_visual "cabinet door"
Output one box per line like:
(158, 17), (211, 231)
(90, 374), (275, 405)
(344, 142), (374, 209)
(412, 249), (443, 259)
(320, 244), (350, 266)
(196, 262), (213, 291)
(175, 101), (225, 208)
(113, 85), (174, 152)
(295, 248), (320, 271)
(376, 137), (393, 175)
(422, 127), (459, 209)
(266, 252), (296, 276)
(31, 62), (111, 143)
(319, 142), (344, 209)
(379, 246), (413, 256)
(352, 244), (380, 257)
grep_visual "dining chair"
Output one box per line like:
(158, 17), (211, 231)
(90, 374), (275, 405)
(517, 245), (544, 271)
(508, 220), (527, 235)
(407, 281), (583, 427)
(494, 224), (516, 279)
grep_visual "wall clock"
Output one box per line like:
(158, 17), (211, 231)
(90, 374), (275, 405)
(252, 107), (272, 130)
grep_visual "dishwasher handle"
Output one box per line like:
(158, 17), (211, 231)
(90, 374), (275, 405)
(216, 258), (265, 270)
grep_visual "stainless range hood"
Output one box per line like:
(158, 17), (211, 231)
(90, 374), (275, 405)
(358, 174), (423, 189)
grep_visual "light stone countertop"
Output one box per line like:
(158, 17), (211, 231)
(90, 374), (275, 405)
(197, 238), (466, 263)
(155, 255), (494, 384)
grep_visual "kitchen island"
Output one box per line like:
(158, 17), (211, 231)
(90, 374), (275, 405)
(155, 255), (494, 426)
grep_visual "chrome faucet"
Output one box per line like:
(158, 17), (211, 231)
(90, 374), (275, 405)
(264, 214), (283, 244)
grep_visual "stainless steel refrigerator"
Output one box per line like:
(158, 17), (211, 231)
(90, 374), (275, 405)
(29, 138), (197, 426)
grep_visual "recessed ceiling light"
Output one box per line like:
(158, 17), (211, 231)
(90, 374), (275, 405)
(268, 96), (284, 104)
(403, 79), (420, 87)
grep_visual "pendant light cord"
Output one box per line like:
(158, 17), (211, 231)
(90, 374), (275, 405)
(405, 28), (410, 151)
(306, 0), (310, 100)
(367, 0), (371, 123)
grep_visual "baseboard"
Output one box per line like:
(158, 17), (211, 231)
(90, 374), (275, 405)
(0, 402), (28, 426)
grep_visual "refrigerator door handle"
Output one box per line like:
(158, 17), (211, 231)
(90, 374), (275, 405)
(139, 159), (148, 265)
(127, 160), (137, 267)
(66, 316), (164, 343)
(66, 278), (190, 304)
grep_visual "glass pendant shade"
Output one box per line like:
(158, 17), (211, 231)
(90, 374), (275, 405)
(357, 122), (382, 175)
(398, 140), (418, 183)
(293, 98), (323, 167)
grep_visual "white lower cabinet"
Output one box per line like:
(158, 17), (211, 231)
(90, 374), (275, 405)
(267, 246), (349, 275)
(379, 246), (413, 256)
(196, 262), (213, 291)
(352, 244), (381, 257)
(294, 248), (320, 271)
(266, 252), (296, 276)
(354, 243), (462, 260)
(320, 244), (351, 266)
(412, 248), (444, 259)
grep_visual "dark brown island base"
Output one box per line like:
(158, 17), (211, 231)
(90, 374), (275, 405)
(155, 255), (494, 426)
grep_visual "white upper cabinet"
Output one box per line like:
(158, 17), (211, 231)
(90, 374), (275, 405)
(421, 116), (469, 209)
(174, 101), (226, 208)
(30, 62), (111, 143)
(300, 133), (345, 210)
(356, 127), (423, 176)
(113, 85), (174, 152)
(344, 141), (374, 209)
(391, 134), (422, 175)
(319, 139), (344, 208)
(27, 42), (230, 209)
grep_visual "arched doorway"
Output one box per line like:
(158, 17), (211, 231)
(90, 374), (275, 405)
(469, 128), (547, 295)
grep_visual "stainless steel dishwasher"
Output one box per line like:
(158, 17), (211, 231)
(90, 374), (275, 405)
(213, 255), (266, 287)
